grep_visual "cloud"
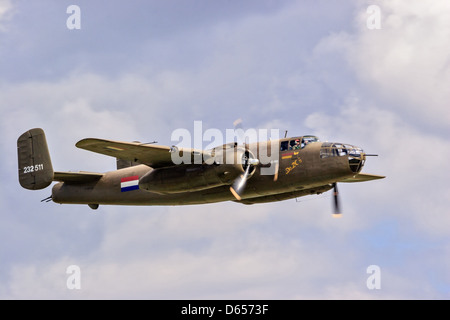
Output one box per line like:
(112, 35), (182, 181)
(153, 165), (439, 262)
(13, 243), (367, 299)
(305, 0), (450, 134)
(1, 75), (144, 173)
(1, 0), (449, 300)
(0, 202), (379, 299)
(0, 0), (12, 31)
(303, 0), (450, 238)
(347, 0), (450, 129)
(3, 201), (444, 299)
(305, 98), (450, 237)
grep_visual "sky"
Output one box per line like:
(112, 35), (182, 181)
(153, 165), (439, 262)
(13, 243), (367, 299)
(0, 0), (449, 299)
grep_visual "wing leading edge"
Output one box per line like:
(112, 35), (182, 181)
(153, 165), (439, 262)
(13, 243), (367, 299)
(76, 138), (175, 168)
(76, 138), (206, 168)
(339, 173), (385, 183)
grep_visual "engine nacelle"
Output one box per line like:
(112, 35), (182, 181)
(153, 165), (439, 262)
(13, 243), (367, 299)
(139, 147), (256, 194)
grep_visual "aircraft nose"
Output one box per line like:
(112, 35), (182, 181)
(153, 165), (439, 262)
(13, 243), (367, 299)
(347, 145), (365, 173)
(320, 142), (367, 173)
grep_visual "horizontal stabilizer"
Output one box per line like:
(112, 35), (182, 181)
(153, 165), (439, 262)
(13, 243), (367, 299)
(339, 173), (385, 183)
(53, 171), (103, 184)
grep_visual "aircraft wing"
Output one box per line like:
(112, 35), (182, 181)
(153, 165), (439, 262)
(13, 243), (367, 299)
(339, 173), (385, 183)
(76, 138), (202, 168)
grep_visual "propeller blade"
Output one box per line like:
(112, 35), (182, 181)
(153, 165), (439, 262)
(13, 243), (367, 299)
(233, 118), (245, 146)
(230, 165), (251, 201)
(233, 118), (244, 131)
(332, 183), (342, 218)
(229, 187), (242, 201)
(230, 120), (260, 200)
(273, 160), (279, 181)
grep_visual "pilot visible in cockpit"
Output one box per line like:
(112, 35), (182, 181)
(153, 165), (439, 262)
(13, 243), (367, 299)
(301, 139), (308, 148)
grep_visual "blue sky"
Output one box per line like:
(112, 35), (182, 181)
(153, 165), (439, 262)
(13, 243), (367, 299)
(0, 0), (449, 299)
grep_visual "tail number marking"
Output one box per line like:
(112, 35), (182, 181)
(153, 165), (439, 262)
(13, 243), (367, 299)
(23, 164), (44, 174)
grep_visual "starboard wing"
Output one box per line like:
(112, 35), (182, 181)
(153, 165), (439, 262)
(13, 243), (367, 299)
(76, 138), (203, 168)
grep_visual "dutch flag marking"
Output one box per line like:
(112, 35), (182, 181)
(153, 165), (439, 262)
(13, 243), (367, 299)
(121, 175), (139, 192)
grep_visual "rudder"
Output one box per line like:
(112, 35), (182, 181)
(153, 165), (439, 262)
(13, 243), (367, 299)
(17, 128), (54, 190)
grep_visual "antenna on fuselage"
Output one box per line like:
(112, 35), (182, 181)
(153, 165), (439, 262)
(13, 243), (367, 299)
(284, 130), (288, 138)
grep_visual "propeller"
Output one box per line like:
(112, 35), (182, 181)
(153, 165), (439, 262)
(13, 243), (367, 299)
(233, 118), (247, 149)
(229, 154), (259, 201)
(230, 165), (251, 201)
(230, 118), (251, 200)
(332, 183), (342, 218)
(229, 118), (278, 200)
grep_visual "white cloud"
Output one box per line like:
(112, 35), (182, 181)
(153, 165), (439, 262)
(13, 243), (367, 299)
(1, 0), (449, 300)
(0, 71), (206, 172)
(0, 0), (12, 31)
(348, 0), (450, 128)
(309, 0), (450, 129)
(303, 0), (450, 240)
(305, 100), (450, 237)
(3, 202), (442, 299)
(0, 204), (371, 299)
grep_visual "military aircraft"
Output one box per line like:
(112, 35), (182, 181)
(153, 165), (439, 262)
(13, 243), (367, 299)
(17, 127), (384, 216)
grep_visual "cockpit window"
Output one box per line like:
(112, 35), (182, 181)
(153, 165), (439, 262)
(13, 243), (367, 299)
(345, 145), (363, 157)
(280, 139), (301, 151)
(302, 136), (319, 148)
(320, 143), (364, 158)
(280, 136), (320, 152)
(290, 139), (301, 150)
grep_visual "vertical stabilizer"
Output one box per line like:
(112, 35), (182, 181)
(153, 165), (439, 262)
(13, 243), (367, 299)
(17, 128), (54, 190)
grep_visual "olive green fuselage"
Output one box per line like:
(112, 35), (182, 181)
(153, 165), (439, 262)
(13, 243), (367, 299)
(52, 141), (357, 206)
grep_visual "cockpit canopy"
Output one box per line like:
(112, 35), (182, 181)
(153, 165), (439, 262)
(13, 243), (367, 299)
(280, 135), (320, 151)
(320, 142), (364, 158)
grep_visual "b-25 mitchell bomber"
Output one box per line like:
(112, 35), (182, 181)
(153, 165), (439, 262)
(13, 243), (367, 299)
(17, 127), (384, 216)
